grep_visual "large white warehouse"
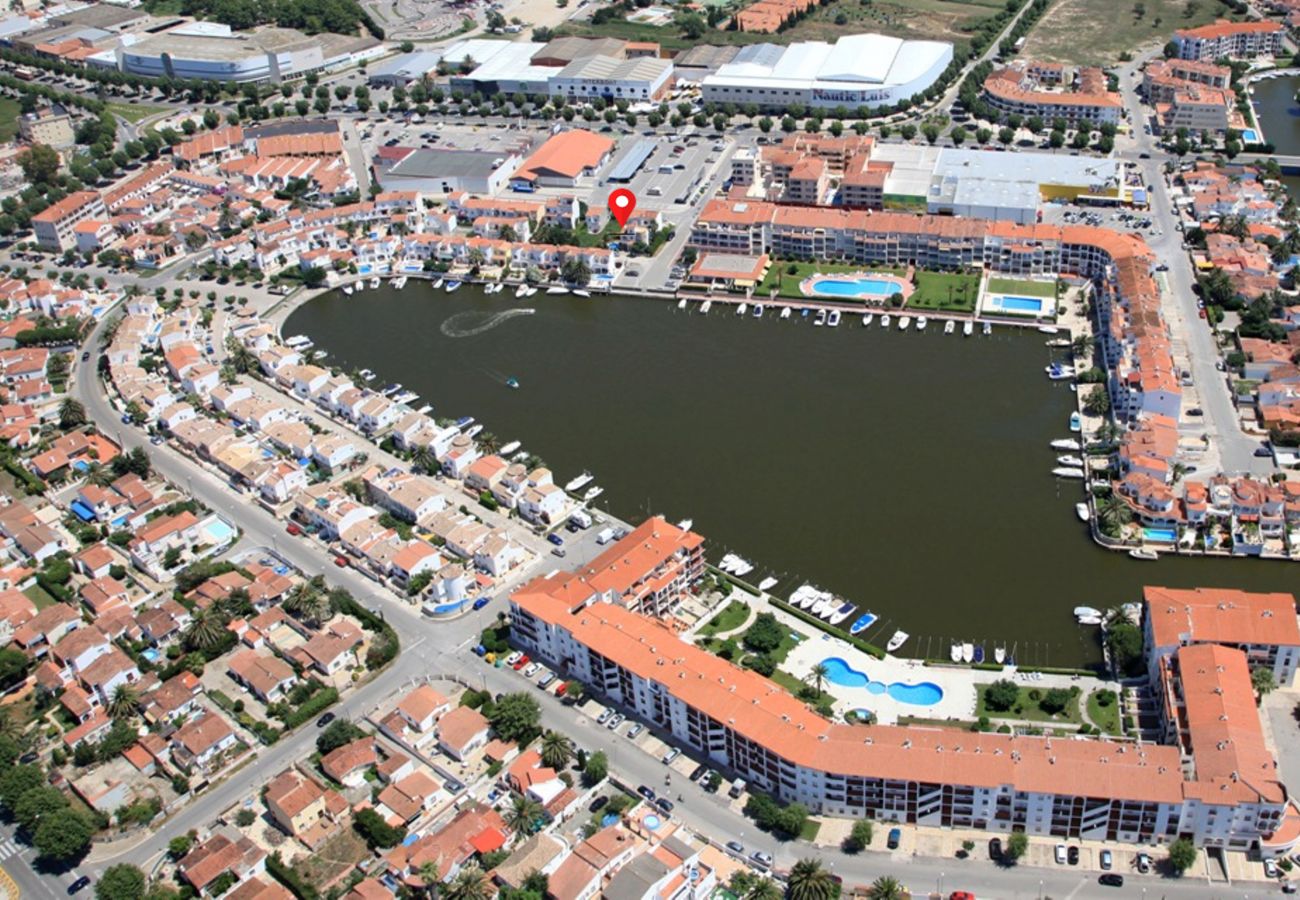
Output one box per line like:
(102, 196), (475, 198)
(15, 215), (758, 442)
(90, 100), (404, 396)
(701, 34), (952, 110)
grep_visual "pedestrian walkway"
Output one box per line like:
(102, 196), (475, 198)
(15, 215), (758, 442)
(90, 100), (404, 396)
(0, 838), (22, 862)
(0, 863), (19, 900)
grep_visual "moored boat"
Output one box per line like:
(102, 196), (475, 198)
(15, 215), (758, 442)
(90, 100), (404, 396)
(982, 322), (992, 335)
(1057, 455), (1084, 467)
(899, 316), (911, 331)
(677, 298), (687, 309)
(737, 302), (748, 315)
(886, 630), (909, 652)
(994, 645), (1006, 664)
(1050, 438), (1081, 451)
(446, 280), (461, 292)
(676, 518), (693, 531)
(950, 642), (962, 663)
(814, 309), (827, 326)
(849, 611), (878, 634)
(827, 309), (841, 327)
(1075, 502), (1090, 521)
(881, 314), (891, 328)
(1129, 547), (1159, 561)
(961, 642), (974, 663)
(565, 472), (595, 492)
(1052, 467), (1086, 479)
(916, 316), (928, 330)
(546, 286), (569, 295)
(829, 602), (855, 624)
(1069, 411), (1082, 433)
(342, 285), (353, 295)
(753, 304), (764, 319)
(973, 645), (985, 663)
(701, 300), (712, 313)
(515, 284), (529, 297)
(583, 486), (603, 501)
(1074, 606), (1101, 618)
(500, 440), (521, 455)
(944, 320), (955, 335)
(573, 289), (591, 298)
(963, 321), (973, 336)
(863, 313), (873, 327)
(780, 306), (792, 319)
(758, 576), (778, 592)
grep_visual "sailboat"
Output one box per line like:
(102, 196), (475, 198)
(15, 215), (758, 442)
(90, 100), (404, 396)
(885, 630), (909, 652)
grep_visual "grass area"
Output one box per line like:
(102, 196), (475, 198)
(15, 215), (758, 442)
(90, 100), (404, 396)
(699, 600), (751, 637)
(23, 583), (58, 610)
(104, 102), (169, 124)
(908, 271), (980, 312)
(975, 685), (1084, 725)
(799, 818), (822, 841)
(987, 277), (1056, 298)
(1086, 691), (1122, 735)
(293, 821), (370, 888)
(770, 668), (835, 708)
(142, 0), (185, 13)
(758, 261), (907, 301)
(0, 98), (20, 144)
(1020, 0), (1241, 65)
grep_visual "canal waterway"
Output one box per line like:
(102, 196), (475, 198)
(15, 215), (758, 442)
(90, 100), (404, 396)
(286, 284), (1300, 668)
(1250, 73), (1300, 156)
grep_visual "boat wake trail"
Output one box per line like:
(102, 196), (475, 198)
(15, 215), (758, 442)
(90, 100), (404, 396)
(439, 308), (536, 338)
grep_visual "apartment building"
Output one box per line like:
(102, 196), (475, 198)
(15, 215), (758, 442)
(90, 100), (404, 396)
(1157, 86), (1235, 134)
(32, 191), (108, 252)
(1173, 20), (1286, 60)
(1142, 59), (1232, 104)
(982, 62), (1122, 126)
(509, 580), (1296, 853)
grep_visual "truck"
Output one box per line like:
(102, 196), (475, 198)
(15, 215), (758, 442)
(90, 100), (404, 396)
(568, 510), (592, 529)
(596, 527), (616, 545)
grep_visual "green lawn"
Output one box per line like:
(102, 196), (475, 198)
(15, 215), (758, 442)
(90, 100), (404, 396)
(23, 583), (59, 610)
(0, 98), (20, 143)
(105, 102), (169, 124)
(700, 600), (752, 637)
(987, 277), (1056, 298)
(908, 271), (980, 312)
(799, 819), (822, 841)
(975, 684), (1084, 725)
(758, 261), (911, 301)
(1086, 691), (1122, 735)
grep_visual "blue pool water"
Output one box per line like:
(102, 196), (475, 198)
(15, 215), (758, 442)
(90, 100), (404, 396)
(812, 278), (896, 297)
(1242, 128), (1260, 143)
(820, 657), (944, 705)
(1143, 526), (1177, 543)
(989, 295), (1048, 314)
(204, 520), (236, 544)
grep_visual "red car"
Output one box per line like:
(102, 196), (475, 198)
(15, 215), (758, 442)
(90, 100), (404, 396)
(950, 893), (976, 900)
(555, 682), (568, 697)
(334, 556), (348, 568)
(1198, 308), (1207, 319)
(286, 523), (302, 536)
(512, 654), (531, 671)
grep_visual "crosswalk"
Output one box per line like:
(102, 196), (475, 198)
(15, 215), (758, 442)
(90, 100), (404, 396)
(0, 838), (21, 861)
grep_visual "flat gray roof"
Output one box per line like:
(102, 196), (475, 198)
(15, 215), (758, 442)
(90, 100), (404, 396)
(246, 119), (339, 140)
(389, 149), (502, 179)
(607, 139), (655, 182)
(51, 4), (145, 29)
(369, 50), (442, 78)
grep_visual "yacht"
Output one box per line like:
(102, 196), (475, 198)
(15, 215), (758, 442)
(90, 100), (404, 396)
(881, 314), (891, 328)
(677, 298), (687, 310)
(994, 645), (1006, 664)
(982, 322), (992, 336)
(701, 300), (713, 313)
(898, 316), (911, 331)
(446, 281), (461, 292)
(737, 302), (748, 315)
(963, 321), (973, 337)
(1038, 325), (1059, 335)
(849, 611), (878, 634)
(961, 642), (974, 663)
(523, 287), (539, 297)
(546, 286), (570, 295)
(886, 630), (910, 652)
(827, 309), (841, 327)
(434, 278), (445, 289)
(1050, 438), (1081, 451)
(1052, 467), (1086, 479)
(676, 518), (693, 531)
(1069, 411), (1082, 433)
(811, 593), (834, 617)
(753, 304), (764, 319)
(950, 642), (962, 663)
(862, 313), (874, 327)
(285, 335), (312, 348)
(790, 585), (819, 609)
(381, 383), (402, 396)
(731, 557), (753, 576)
(573, 289), (591, 298)
(757, 576), (778, 592)
(944, 320), (955, 335)
(1077, 615), (1102, 626)
(1056, 455), (1085, 467)
(829, 602), (855, 625)
(780, 307), (792, 319)
(516, 284), (530, 298)
(916, 316), (928, 331)
(499, 440), (521, 455)
(394, 391), (418, 404)
(583, 486), (603, 501)
(1074, 606), (1102, 618)
(465, 424), (483, 438)
(1129, 547), (1159, 561)
(565, 472), (595, 492)
(1075, 502), (1090, 521)
(814, 309), (827, 326)
(1046, 338), (1071, 348)
(342, 285), (353, 296)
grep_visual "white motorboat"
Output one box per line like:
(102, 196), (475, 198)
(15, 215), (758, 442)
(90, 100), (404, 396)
(961, 642), (974, 663)
(1075, 502), (1090, 521)
(446, 281), (461, 292)
(524, 287), (539, 297)
(982, 322), (992, 335)
(880, 314), (892, 328)
(1077, 615), (1102, 626)
(1069, 412), (1082, 433)
(465, 424), (483, 438)
(394, 276), (407, 289)
(753, 304), (764, 319)
(814, 309), (827, 326)
(886, 630), (910, 652)
(757, 577), (778, 592)
(513, 450), (530, 461)
(359, 369), (375, 381)
(1057, 455), (1085, 467)
(1046, 338), (1071, 348)
(780, 307), (792, 319)
(862, 313), (874, 327)
(369, 277), (381, 289)
(916, 316), (928, 330)
(564, 472), (595, 492)
(499, 440), (521, 455)
(1051, 438), (1081, 451)
(827, 309), (841, 327)
(676, 518), (693, 531)
(573, 290), (591, 298)
(731, 557), (753, 576)
(1074, 606), (1102, 618)
(285, 335), (312, 348)
(1038, 325), (1059, 334)
(1052, 467), (1086, 479)
(950, 642), (962, 663)
(701, 300), (712, 313)
(547, 286), (569, 295)
(994, 645), (1006, 664)
(516, 284), (529, 297)
(898, 316), (910, 331)
(434, 278), (445, 289)
(737, 302), (748, 315)
(1129, 548), (1159, 561)
(811, 594), (834, 617)
(416, 405), (432, 415)
(342, 285), (353, 295)
(1046, 365), (1076, 381)
(677, 298), (687, 310)
(944, 320), (955, 334)
(829, 602), (855, 625)
(583, 486), (603, 501)
(790, 585), (818, 609)
(963, 321), (973, 337)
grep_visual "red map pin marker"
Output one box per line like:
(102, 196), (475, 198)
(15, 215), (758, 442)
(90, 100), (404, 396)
(608, 188), (636, 227)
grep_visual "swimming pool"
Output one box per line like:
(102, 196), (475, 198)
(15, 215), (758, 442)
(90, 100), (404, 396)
(1143, 526), (1177, 543)
(820, 657), (944, 705)
(1242, 128), (1260, 144)
(811, 278), (897, 298)
(986, 294), (1049, 315)
(203, 519), (236, 545)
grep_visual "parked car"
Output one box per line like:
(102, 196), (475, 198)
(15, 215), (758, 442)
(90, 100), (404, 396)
(1266, 859), (1281, 878)
(1067, 846), (1079, 866)
(636, 785), (655, 800)
(597, 709), (613, 725)
(505, 651), (522, 666)
(472, 597), (490, 611)
(1256, 446), (1274, 458)
(473, 644), (487, 657)
(316, 712), (336, 728)
(1136, 853), (1152, 874)
(606, 713), (624, 730)
(68, 877), (91, 895)
(538, 673), (556, 688)
(689, 764), (707, 782)
(988, 838), (1002, 861)
(547, 533), (564, 545)
(949, 893), (975, 900)
(1186, 407), (1203, 416)
(662, 748), (680, 764)
(1100, 849), (1112, 870)
(655, 797), (674, 813)
(726, 840), (744, 854)
(333, 556), (348, 568)
(626, 723), (643, 739)
(512, 654), (530, 671)
(1098, 874), (1124, 888)
(751, 851), (773, 868)
(286, 523), (302, 535)
(887, 828), (901, 850)
(523, 662), (540, 677)
(1054, 844), (1067, 865)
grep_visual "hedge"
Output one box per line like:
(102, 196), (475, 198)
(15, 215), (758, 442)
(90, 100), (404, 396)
(280, 686), (339, 730)
(4, 460), (43, 495)
(266, 853), (318, 900)
(770, 597), (886, 660)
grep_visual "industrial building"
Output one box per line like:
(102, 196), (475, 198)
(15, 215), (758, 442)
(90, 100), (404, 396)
(700, 34), (952, 111)
(379, 149), (524, 196)
(508, 130), (614, 189)
(438, 37), (672, 101)
(366, 50), (443, 87)
(548, 54), (672, 102)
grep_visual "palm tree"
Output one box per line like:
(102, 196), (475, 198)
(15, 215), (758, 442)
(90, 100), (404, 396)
(0, 708), (21, 743)
(1098, 493), (1133, 538)
(443, 864), (491, 900)
(867, 876), (904, 900)
(58, 397), (86, 429)
(539, 731), (573, 770)
(225, 339), (257, 375)
(478, 432), (500, 455)
(107, 684), (138, 720)
(745, 878), (783, 900)
(806, 662), (829, 697)
(412, 444), (439, 475)
(417, 861), (440, 899)
(506, 796), (543, 838)
(284, 583), (329, 627)
(82, 461), (114, 488)
(183, 607), (228, 652)
(786, 859), (836, 900)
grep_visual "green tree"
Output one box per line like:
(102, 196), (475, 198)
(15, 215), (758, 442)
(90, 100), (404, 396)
(582, 750), (608, 786)
(507, 795), (544, 837)
(1005, 830), (1029, 862)
(842, 818), (873, 852)
(742, 612), (783, 653)
(0, 765), (44, 811)
(983, 679), (1019, 712)
(786, 858), (835, 900)
(1167, 837), (1197, 875)
(1251, 666), (1276, 697)
(316, 718), (366, 755)
(353, 807), (405, 849)
(107, 684), (139, 720)
(17, 144), (59, 184)
(1105, 620), (1144, 677)
(490, 693), (541, 743)
(33, 808), (93, 862)
(1083, 386), (1110, 416)
(867, 876), (903, 900)
(443, 864), (491, 900)
(95, 865), (146, 900)
(1038, 687), (1072, 715)
(59, 398), (87, 429)
(14, 786), (68, 833)
(539, 730), (573, 770)
(182, 607), (227, 652)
